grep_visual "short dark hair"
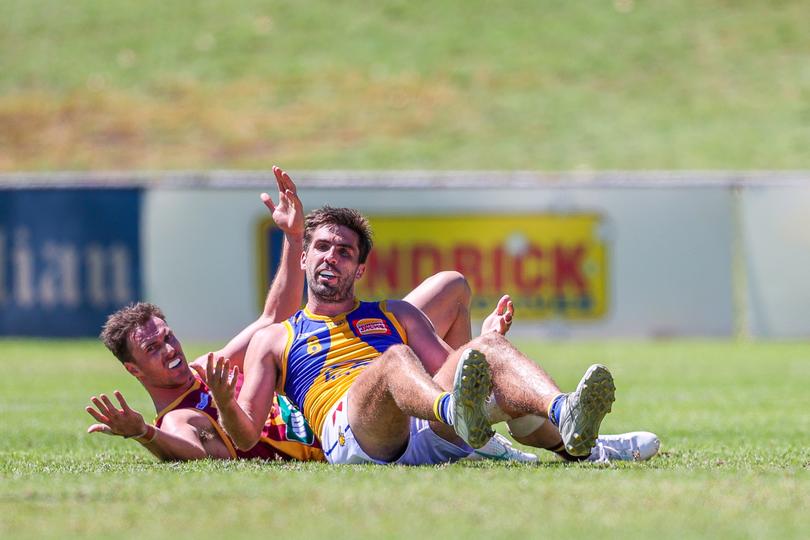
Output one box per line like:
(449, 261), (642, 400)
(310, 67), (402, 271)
(304, 206), (373, 263)
(100, 302), (166, 364)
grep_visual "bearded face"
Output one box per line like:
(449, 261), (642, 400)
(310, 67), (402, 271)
(302, 224), (365, 304)
(306, 261), (356, 302)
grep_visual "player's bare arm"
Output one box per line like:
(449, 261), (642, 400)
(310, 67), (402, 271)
(257, 166), (305, 323)
(158, 408), (234, 459)
(191, 165), (305, 371)
(85, 390), (210, 461)
(203, 324), (287, 451)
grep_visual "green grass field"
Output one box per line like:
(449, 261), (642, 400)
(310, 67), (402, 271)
(3, 1), (809, 537)
(2, 0), (809, 171)
(2, 338), (808, 539)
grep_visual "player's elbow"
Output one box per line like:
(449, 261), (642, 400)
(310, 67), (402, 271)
(233, 437), (259, 452)
(231, 427), (261, 452)
(220, 407), (263, 451)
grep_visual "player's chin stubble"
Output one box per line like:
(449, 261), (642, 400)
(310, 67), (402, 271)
(308, 275), (354, 303)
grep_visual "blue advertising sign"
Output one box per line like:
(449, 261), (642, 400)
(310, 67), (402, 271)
(0, 189), (142, 336)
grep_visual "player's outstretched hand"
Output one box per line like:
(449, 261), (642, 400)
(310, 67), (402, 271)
(191, 353), (239, 409)
(261, 165), (304, 237)
(481, 294), (514, 336)
(86, 390), (148, 438)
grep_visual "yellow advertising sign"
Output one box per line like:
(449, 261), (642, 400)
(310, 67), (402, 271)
(257, 213), (608, 320)
(357, 214), (608, 320)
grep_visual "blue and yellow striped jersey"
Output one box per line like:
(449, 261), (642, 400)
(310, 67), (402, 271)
(280, 300), (407, 436)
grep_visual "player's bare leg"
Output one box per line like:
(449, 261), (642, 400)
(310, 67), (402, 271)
(409, 272), (648, 461)
(434, 332), (562, 419)
(510, 418), (566, 449)
(409, 273), (571, 455)
(407, 275), (536, 458)
(418, 275), (647, 461)
(409, 276), (553, 422)
(406, 271), (515, 350)
(347, 344), (492, 460)
(403, 271), (473, 349)
(403, 280), (512, 445)
(408, 275), (545, 439)
(346, 345), (435, 459)
(433, 332), (614, 456)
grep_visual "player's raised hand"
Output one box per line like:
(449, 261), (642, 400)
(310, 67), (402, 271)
(191, 353), (239, 409)
(86, 390), (148, 438)
(481, 294), (514, 336)
(261, 165), (304, 237)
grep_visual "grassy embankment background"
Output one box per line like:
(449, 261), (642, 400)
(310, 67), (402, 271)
(1, 0), (809, 171)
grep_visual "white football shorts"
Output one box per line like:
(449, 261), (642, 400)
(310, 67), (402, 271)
(320, 393), (472, 465)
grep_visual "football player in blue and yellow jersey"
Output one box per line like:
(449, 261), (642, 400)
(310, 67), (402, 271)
(211, 205), (497, 464)
(213, 197), (621, 464)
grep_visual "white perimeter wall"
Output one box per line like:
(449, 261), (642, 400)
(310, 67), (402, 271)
(144, 178), (740, 341)
(741, 185), (810, 338)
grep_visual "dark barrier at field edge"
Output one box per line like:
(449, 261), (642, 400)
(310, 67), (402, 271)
(0, 188), (142, 337)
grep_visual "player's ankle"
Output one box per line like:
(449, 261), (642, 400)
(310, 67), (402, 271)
(432, 392), (454, 425)
(546, 441), (587, 462)
(547, 393), (566, 427)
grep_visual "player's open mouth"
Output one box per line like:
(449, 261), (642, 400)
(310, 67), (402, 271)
(318, 270), (338, 283)
(167, 358), (182, 369)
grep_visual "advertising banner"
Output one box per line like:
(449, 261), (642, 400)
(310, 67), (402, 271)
(361, 214), (607, 319)
(147, 180), (734, 341)
(0, 189), (141, 336)
(8, 172), (806, 340)
(258, 213), (608, 320)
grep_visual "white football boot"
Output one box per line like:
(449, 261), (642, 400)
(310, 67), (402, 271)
(452, 349), (495, 449)
(465, 433), (539, 463)
(558, 364), (616, 456)
(587, 432), (661, 463)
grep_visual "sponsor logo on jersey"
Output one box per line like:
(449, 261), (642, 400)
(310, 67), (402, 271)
(195, 391), (211, 410)
(276, 394), (315, 444)
(354, 318), (391, 336)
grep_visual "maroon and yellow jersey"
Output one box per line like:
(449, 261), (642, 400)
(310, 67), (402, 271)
(280, 300), (408, 436)
(155, 375), (325, 462)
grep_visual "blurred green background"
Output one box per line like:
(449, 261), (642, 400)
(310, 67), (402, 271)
(2, 0), (808, 171)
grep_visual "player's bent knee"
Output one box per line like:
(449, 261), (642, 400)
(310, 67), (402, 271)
(382, 344), (419, 366)
(471, 330), (508, 351)
(434, 270), (471, 303)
